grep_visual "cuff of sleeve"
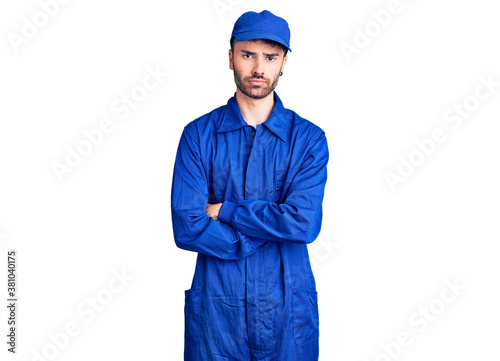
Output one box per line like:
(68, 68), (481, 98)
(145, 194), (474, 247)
(218, 201), (238, 224)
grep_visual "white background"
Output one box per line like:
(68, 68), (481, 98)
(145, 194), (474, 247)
(1, 0), (499, 360)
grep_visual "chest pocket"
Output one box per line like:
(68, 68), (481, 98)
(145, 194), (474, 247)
(209, 167), (229, 203)
(273, 171), (287, 203)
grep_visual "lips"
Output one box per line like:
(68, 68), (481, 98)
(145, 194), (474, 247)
(248, 79), (266, 85)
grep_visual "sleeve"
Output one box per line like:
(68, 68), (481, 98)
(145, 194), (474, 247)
(170, 125), (267, 260)
(218, 131), (329, 244)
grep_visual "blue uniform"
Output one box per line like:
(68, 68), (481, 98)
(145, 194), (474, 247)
(171, 92), (329, 360)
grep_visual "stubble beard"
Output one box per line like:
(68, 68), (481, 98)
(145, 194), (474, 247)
(233, 67), (280, 100)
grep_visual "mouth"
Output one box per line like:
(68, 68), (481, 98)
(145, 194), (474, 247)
(248, 79), (266, 86)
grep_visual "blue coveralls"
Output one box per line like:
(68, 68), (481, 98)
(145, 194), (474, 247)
(171, 92), (329, 361)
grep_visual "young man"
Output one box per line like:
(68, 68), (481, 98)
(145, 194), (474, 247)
(171, 10), (329, 361)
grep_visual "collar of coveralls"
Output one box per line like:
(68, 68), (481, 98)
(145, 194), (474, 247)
(217, 91), (289, 142)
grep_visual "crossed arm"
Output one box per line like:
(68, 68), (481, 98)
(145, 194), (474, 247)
(171, 125), (329, 260)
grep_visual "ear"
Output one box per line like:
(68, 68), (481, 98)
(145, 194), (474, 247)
(229, 49), (234, 70)
(280, 54), (288, 72)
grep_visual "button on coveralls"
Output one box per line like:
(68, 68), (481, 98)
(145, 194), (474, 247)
(171, 92), (329, 361)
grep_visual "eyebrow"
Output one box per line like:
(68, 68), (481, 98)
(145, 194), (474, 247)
(240, 50), (281, 57)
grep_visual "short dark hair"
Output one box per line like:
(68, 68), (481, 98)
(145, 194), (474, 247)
(230, 36), (288, 56)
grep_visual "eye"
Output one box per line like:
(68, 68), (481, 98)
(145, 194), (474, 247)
(267, 57), (277, 61)
(243, 54), (252, 59)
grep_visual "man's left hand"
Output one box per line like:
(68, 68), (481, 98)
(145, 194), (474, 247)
(206, 203), (223, 221)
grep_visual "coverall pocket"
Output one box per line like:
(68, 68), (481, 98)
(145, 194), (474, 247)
(274, 175), (285, 202)
(185, 287), (202, 344)
(204, 295), (248, 357)
(291, 287), (319, 345)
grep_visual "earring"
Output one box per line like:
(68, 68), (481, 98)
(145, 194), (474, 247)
(279, 71), (283, 76)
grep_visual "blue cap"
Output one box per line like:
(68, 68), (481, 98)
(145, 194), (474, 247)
(230, 10), (292, 53)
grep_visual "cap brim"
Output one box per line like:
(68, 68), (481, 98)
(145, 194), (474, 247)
(234, 31), (291, 52)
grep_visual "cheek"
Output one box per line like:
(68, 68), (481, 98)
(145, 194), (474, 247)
(234, 60), (249, 72)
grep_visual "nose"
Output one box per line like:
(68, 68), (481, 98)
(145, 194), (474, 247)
(252, 56), (264, 77)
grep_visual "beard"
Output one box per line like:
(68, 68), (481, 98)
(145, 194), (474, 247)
(233, 67), (280, 100)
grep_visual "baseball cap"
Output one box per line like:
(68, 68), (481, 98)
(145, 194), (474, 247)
(230, 10), (292, 53)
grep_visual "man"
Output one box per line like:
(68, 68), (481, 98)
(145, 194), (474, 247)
(171, 10), (329, 361)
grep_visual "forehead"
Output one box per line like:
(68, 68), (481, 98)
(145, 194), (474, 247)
(234, 39), (284, 54)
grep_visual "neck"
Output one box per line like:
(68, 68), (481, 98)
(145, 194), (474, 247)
(235, 89), (275, 128)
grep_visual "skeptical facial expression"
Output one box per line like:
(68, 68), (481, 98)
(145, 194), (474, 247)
(229, 39), (288, 100)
